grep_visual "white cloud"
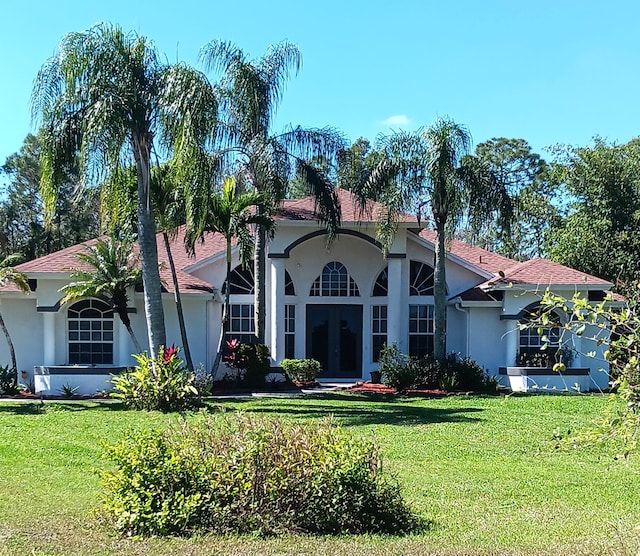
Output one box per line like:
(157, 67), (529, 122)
(380, 114), (411, 127)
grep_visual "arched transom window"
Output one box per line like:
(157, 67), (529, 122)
(222, 264), (255, 295)
(372, 267), (388, 296)
(310, 262), (360, 297)
(67, 298), (114, 365)
(410, 260), (435, 296)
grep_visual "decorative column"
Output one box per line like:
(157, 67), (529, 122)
(270, 259), (285, 364)
(43, 312), (56, 366)
(505, 319), (519, 367)
(386, 257), (404, 350)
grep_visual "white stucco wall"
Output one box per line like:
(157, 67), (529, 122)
(0, 296), (42, 373)
(466, 306), (506, 374)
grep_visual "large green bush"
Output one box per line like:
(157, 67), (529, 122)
(110, 346), (199, 412)
(280, 358), (321, 383)
(101, 414), (422, 537)
(0, 365), (19, 396)
(379, 343), (495, 392)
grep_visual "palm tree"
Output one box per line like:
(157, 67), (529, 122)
(60, 236), (143, 353)
(100, 163), (197, 369)
(362, 117), (512, 360)
(0, 255), (30, 371)
(31, 23), (217, 358)
(200, 40), (344, 343)
(185, 176), (274, 374)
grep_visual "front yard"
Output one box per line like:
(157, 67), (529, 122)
(0, 393), (638, 555)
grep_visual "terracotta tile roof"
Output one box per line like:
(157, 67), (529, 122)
(418, 229), (515, 275)
(4, 188), (613, 297)
(487, 258), (611, 287)
(14, 229), (218, 295)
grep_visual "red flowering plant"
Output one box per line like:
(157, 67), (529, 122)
(222, 339), (241, 369)
(221, 338), (271, 387)
(163, 344), (179, 363)
(111, 344), (199, 411)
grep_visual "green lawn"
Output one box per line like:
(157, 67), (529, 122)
(0, 393), (639, 555)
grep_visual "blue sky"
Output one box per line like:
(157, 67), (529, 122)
(1, 0), (639, 169)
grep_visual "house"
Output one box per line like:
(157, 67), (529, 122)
(2, 189), (612, 394)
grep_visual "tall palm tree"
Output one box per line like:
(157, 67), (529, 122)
(60, 236), (143, 353)
(200, 40), (344, 343)
(31, 23), (217, 358)
(100, 163), (196, 369)
(362, 117), (512, 360)
(185, 176), (274, 374)
(0, 255), (30, 371)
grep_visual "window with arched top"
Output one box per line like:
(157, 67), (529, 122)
(310, 262), (360, 297)
(409, 260), (435, 296)
(372, 267), (388, 297)
(67, 298), (114, 365)
(222, 265), (255, 295)
(285, 270), (295, 295)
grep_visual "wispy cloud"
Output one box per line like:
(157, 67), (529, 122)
(380, 114), (411, 127)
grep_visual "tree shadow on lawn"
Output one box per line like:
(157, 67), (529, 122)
(208, 393), (484, 427)
(0, 400), (126, 415)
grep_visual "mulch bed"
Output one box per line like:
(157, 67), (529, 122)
(348, 382), (450, 397)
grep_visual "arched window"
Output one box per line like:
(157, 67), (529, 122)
(310, 262), (360, 297)
(372, 267), (388, 297)
(222, 265), (255, 294)
(409, 260), (435, 296)
(67, 298), (114, 365)
(285, 269), (295, 295)
(517, 308), (564, 367)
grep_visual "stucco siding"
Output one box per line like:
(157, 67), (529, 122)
(468, 307), (506, 375)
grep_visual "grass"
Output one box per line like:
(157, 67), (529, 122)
(0, 393), (638, 555)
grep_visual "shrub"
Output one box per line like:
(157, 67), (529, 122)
(280, 358), (321, 383)
(378, 344), (419, 390)
(223, 340), (271, 387)
(379, 344), (495, 392)
(101, 414), (422, 537)
(110, 345), (199, 412)
(0, 365), (19, 396)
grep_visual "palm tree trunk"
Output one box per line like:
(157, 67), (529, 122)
(433, 224), (447, 361)
(162, 232), (194, 371)
(133, 135), (166, 358)
(0, 309), (17, 371)
(211, 238), (233, 377)
(254, 218), (267, 344)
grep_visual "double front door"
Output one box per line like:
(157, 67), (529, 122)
(306, 305), (362, 378)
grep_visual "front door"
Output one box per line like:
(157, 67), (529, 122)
(306, 305), (362, 378)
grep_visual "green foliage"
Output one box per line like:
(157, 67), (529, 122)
(59, 383), (79, 397)
(223, 341), (271, 387)
(101, 414), (422, 537)
(536, 288), (640, 458)
(236, 343), (271, 387)
(192, 364), (215, 396)
(59, 234), (143, 352)
(0, 364), (19, 396)
(547, 138), (640, 283)
(379, 343), (495, 392)
(515, 347), (574, 368)
(280, 358), (321, 383)
(0, 133), (100, 262)
(110, 346), (199, 412)
(460, 137), (559, 259)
